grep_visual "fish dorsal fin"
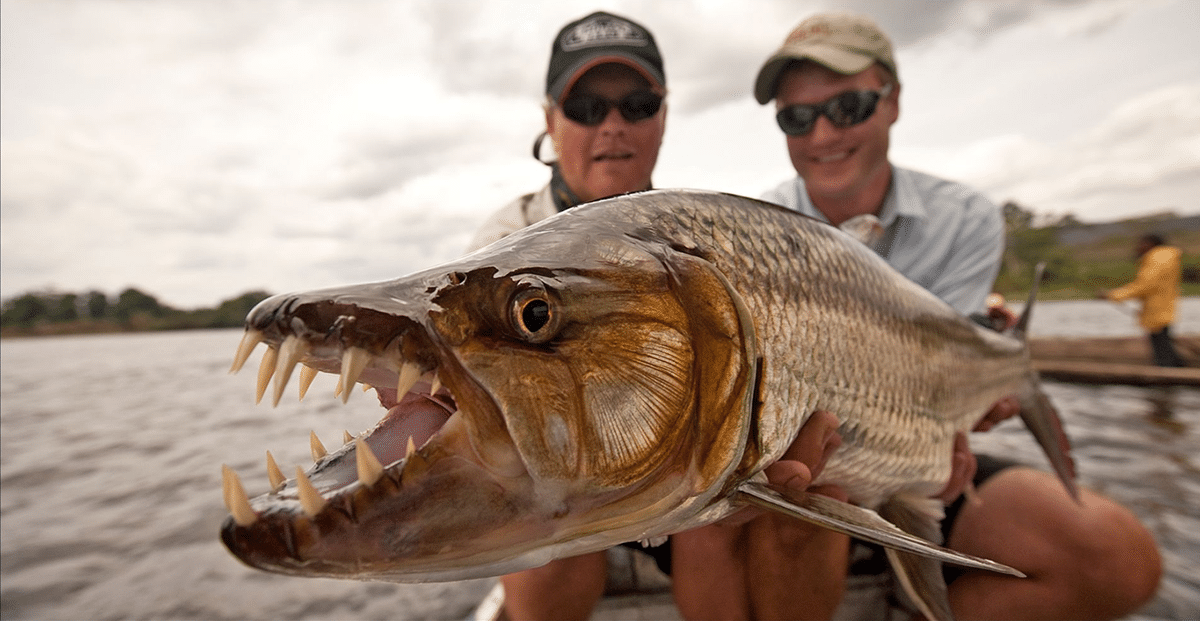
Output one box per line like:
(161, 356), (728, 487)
(879, 495), (953, 621)
(735, 481), (1024, 577)
(1011, 261), (1045, 339)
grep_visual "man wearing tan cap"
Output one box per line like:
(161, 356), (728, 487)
(671, 12), (1160, 621)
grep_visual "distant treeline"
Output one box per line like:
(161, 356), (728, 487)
(0, 288), (272, 337)
(993, 202), (1199, 300)
(3, 204), (1197, 336)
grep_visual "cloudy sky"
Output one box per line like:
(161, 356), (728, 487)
(3, 0), (1198, 309)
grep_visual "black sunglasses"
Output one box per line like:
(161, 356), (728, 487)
(775, 84), (894, 136)
(560, 91), (664, 126)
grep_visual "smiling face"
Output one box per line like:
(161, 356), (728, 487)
(546, 63), (666, 204)
(775, 62), (899, 225)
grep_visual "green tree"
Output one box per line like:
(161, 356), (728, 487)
(84, 290), (110, 320)
(50, 293), (79, 323)
(214, 290), (272, 326)
(112, 288), (168, 324)
(1, 293), (50, 328)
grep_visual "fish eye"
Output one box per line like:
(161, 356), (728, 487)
(522, 300), (550, 332)
(510, 289), (558, 343)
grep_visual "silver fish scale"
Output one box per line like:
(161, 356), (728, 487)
(609, 192), (1026, 509)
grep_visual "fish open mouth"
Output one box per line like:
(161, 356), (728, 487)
(219, 291), (511, 529)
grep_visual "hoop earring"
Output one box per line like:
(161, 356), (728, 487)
(531, 131), (555, 166)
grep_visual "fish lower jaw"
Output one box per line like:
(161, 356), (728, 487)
(224, 326), (482, 528)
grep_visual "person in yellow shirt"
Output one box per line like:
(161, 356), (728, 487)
(1101, 233), (1186, 367)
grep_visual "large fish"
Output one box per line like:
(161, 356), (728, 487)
(219, 189), (1075, 620)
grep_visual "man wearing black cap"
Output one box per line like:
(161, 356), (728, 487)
(467, 12), (668, 619)
(472, 14), (845, 621)
(467, 11), (668, 252)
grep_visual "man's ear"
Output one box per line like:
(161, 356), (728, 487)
(889, 82), (901, 123)
(543, 106), (561, 159)
(544, 104), (557, 137)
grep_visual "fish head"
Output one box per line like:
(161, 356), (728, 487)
(220, 213), (759, 581)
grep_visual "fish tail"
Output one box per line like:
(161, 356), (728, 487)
(1017, 375), (1079, 501)
(1011, 262), (1079, 501)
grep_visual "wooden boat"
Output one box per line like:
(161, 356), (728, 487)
(1029, 335), (1200, 386)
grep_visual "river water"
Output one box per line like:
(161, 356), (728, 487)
(2, 299), (1197, 620)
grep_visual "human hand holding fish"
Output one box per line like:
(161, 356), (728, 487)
(974, 395), (1020, 432)
(711, 410), (847, 528)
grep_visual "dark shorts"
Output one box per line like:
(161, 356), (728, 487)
(626, 454), (1019, 582)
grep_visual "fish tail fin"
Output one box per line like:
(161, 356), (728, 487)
(1009, 261), (1080, 502)
(879, 495), (954, 621)
(1018, 375), (1080, 501)
(1010, 261), (1045, 339)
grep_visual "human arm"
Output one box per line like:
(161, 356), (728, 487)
(1106, 249), (1175, 302)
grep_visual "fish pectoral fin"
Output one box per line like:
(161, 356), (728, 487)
(735, 482), (1025, 578)
(879, 496), (953, 621)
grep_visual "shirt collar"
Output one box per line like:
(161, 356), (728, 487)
(881, 166), (929, 226)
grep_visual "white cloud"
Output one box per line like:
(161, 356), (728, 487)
(900, 83), (1200, 218)
(2, 0), (1197, 308)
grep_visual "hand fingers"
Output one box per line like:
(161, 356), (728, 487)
(765, 410), (842, 491)
(935, 432), (976, 504)
(975, 395), (1020, 431)
(780, 410), (840, 465)
(764, 459), (813, 492)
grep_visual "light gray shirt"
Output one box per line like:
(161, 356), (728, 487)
(762, 166), (1005, 315)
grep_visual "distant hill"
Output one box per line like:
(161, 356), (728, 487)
(1056, 213), (1200, 252)
(996, 207), (1199, 299)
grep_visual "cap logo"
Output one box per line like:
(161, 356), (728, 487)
(787, 23), (832, 44)
(561, 15), (648, 51)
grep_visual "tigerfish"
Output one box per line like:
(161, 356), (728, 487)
(219, 189), (1075, 621)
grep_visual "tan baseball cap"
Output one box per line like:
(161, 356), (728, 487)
(754, 12), (897, 104)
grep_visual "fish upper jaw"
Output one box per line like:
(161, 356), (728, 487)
(221, 283), (538, 578)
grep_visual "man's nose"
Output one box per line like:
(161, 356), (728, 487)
(805, 115), (840, 143)
(597, 107), (628, 132)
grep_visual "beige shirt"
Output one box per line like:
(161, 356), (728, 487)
(466, 185), (558, 253)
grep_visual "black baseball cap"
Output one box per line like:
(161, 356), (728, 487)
(546, 11), (666, 104)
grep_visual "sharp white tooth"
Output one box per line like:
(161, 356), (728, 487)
(294, 467), (325, 517)
(272, 336), (306, 406)
(362, 383), (373, 392)
(430, 373), (442, 395)
(343, 430), (354, 444)
(406, 436), (417, 458)
(310, 431), (327, 461)
(355, 439), (384, 486)
(396, 362), (421, 397)
(231, 330), (264, 374)
(339, 348), (371, 403)
(334, 377), (344, 399)
(298, 365), (318, 401)
(255, 347), (279, 405)
(222, 465), (257, 527)
(265, 451), (286, 489)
